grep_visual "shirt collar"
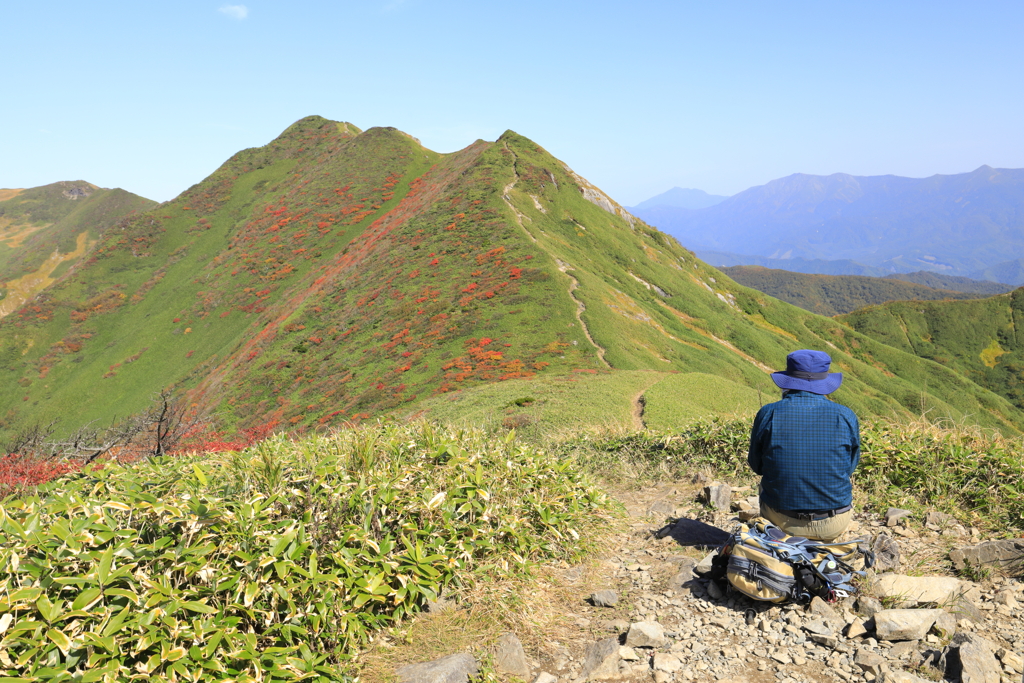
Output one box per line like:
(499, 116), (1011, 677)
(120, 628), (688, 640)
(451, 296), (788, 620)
(782, 389), (827, 400)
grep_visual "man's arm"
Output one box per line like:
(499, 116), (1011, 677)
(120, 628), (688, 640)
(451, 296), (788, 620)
(847, 411), (861, 475)
(748, 406), (768, 475)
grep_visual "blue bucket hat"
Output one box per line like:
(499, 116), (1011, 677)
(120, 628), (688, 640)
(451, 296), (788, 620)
(771, 349), (843, 395)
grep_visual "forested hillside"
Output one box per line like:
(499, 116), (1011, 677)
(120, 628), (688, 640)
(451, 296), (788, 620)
(721, 266), (987, 316)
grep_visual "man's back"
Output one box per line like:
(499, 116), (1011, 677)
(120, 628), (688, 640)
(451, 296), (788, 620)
(748, 390), (860, 512)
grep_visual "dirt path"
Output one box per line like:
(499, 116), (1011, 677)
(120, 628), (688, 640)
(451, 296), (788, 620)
(555, 260), (610, 368)
(632, 392), (647, 431)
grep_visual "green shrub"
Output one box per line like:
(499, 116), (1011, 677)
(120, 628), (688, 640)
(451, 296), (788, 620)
(563, 416), (1024, 532)
(0, 423), (609, 682)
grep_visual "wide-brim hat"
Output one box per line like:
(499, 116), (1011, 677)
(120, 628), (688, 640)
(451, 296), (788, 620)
(771, 349), (843, 395)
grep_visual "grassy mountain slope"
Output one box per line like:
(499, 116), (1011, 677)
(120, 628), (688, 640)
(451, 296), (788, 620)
(1, 116), (1023, 438)
(838, 290), (1024, 410)
(721, 265), (985, 316)
(0, 182), (155, 315)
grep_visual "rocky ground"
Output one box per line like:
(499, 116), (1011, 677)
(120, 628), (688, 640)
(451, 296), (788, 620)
(392, 479), (1024, 683)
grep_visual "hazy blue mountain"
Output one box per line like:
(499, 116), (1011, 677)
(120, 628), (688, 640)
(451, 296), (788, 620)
(631, 187), (728, 211)
(885, 271), (1015, 294)
(696, 250), (889, 277)
(969, 259), (1024, 286)
(639, 166), (1024, 278)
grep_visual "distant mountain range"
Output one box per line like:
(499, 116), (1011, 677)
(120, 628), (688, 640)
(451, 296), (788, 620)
(721, 265), (1011, 317)
(629, 187), (728, 211)
(632, 166), (1024, 284)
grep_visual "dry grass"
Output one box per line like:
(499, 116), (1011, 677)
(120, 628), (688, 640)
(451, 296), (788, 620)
(0, 188), (23, 202)
(357, 515), (629, 683)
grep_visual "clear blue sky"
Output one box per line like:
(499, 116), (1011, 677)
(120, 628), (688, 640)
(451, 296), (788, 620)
(3, 1), (1023, 205)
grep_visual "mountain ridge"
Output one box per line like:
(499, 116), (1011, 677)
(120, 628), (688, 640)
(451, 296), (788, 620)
(2, 116), (1023, 439)
(720, 265), (1002, 317)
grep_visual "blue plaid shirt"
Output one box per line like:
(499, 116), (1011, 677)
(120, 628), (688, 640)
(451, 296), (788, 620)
(748, 390), (860, 512)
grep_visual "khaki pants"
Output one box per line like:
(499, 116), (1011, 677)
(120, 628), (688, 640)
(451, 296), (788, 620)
(761, 501), (853, 542)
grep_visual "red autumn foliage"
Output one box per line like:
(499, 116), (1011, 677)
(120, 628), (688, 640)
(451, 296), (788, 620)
(0, 455), (80, 498)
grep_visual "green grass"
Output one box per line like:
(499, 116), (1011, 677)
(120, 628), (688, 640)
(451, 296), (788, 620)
(839, 290), (1024, 411)
(0, 422), (610, 682)
(0, 183), (154, 282)
(408, 370), (661, 437)
(642, 372), (763, 429)
(409, 370), (764, 438)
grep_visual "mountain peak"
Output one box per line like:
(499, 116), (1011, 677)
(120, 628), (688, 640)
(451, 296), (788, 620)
(632, 187), (728, 211)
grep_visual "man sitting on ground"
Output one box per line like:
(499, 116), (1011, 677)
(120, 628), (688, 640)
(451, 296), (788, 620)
(748, 349), (860, 542)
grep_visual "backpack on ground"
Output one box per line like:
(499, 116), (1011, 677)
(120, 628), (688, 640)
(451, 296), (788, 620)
(709, 520), (874, 604)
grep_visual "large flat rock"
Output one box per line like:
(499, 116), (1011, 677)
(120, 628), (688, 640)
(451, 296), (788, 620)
(873, 574), (963, 606)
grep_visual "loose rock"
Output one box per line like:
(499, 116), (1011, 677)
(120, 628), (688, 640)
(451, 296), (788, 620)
(591, 590), (619, 607)
(494, 633), (531, 679)
(953, 633), (1002, 683)
(873, 574), (963, 606)
(925, 511), (953, 527)
(882, 671), (934, 683)
(872, 534), (901, 572)
(618, 647), (640, 662)
(993, 589), (1018, 608)
(885, 508), (913, 527)
(807, 596), (843, 624)
(625, 621), (669, 649)
(694, 550), (718, 575)
(532, 674), (557, 683)
(888, 640), (919, 660)
(998, 648), (1024, 674)
(855, 649), (886, 676)
(648, 500), (675, 517)
(397, 654), (480, 683)
(874, 609), (945, 641)
(652, 653), (683, 673)
(702, 484), (732, 511)
(949, 539), (1024, 571)
(580, 638), (622, 681)
(857, 596), (884, 618)
(811, 634), (840, 648)
(802, 619), (833, 636)
(846, 618), (870, 639)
